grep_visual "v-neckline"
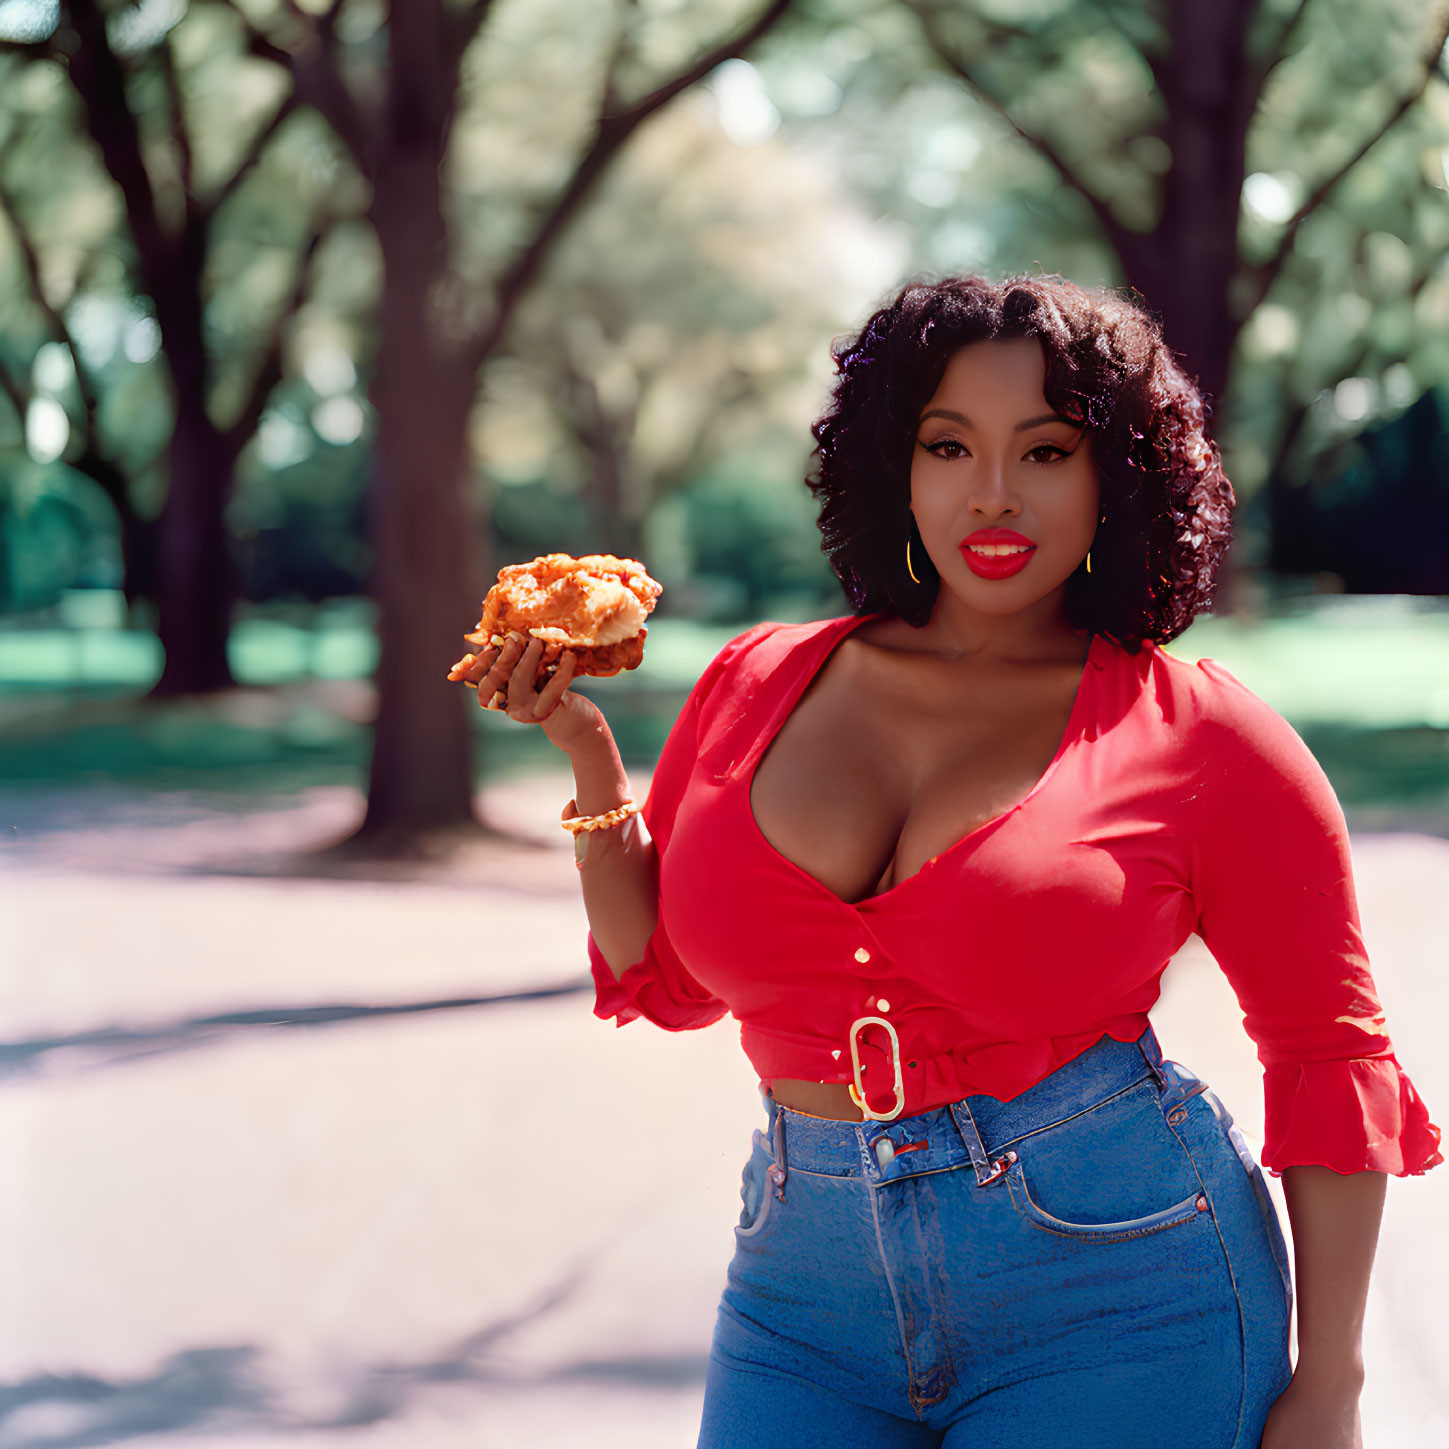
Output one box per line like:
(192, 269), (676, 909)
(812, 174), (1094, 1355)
(741, 614), (1101, 910)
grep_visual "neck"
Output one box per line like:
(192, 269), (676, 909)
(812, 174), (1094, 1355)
(911, 589), (1086, 664)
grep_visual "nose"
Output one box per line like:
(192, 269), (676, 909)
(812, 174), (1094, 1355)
(965, 454), (1022, 518)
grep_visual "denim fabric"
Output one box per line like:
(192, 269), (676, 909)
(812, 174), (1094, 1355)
(699, 1025), (1293, 1448)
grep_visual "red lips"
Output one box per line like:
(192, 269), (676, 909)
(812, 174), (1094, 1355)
(959, 527), (1037, 580)
(961, 528), (1035, 546)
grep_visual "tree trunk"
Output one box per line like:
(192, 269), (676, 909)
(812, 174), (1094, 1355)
(1128, 0), (1259, 411)
(360, 409), (479, 838)
(1123, 0), (1260, 616)
(356, 147), (480, 842)
(74, 448), (157, 609)
(65, 0), (246, 692)
(152, 400), (238, 695)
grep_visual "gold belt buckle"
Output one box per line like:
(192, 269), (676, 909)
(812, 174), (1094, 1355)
(847, 1014), (906, 1122)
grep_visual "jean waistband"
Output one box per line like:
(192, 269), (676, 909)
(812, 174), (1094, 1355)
(761, 1025), (1201, 1188)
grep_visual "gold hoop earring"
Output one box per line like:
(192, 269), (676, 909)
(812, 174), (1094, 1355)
(1086, 511), (1105, 575)
(906, 537), (922, 584)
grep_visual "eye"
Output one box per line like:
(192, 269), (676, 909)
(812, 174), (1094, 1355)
(921, 438), (967, 459)
(1025, 443), (1070, 464)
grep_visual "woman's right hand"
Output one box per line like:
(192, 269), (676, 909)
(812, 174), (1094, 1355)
(454, 632), (608, 755)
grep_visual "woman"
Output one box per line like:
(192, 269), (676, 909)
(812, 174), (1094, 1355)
(459, 275), (1442, 1448)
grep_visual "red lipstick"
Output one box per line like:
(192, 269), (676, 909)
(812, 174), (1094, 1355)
(959, 527), (1037, 580)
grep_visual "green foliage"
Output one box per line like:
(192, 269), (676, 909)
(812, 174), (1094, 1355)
(229, 424), (373, 602)
(671, 455), (841, 618)
(0, 6), (369, 619)
(759, 0), (1125, 281)
(470, 3), (911, 584)
(490, 474), (596, 564)
(1222, 0), (1449, 497)
(0, 457), (121, 608)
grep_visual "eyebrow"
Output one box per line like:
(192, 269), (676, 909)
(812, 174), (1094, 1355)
(918, 408), (1082, 431)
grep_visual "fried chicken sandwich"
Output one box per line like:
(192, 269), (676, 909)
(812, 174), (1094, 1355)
(447, 552), (662, 703)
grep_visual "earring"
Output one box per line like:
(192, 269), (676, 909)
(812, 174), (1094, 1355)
(906, 536), (923, 584)
(1085, 511), (1104, 575)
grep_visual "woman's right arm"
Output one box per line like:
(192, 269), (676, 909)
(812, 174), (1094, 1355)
(561, 712), (659, 982)
(461, 630), (736, 1028)
(461, 631), (658, 979)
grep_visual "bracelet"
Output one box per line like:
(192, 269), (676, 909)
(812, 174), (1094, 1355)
(560, 798), (641, 836)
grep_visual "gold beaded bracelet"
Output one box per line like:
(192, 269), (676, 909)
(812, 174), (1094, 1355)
(560, 798), (641, 836)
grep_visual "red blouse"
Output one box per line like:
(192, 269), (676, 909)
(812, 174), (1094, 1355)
(587, 611), (1443, 1177)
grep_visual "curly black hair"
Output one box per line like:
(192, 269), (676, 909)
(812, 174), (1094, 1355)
(805, 273), (1236, 649)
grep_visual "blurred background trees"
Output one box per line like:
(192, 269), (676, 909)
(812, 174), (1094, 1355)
(0, 0), (340, 692)
(3, 0), (1448, 849)
(2, 0), (802, 845)
(227, 0), (800, 844)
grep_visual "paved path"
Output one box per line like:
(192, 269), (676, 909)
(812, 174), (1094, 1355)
(0, 773), (1445, 1446)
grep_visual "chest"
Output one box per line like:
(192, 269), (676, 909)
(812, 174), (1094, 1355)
(747, 639), (1090, 905)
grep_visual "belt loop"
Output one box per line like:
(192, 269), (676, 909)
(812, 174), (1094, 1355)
(769, 1100), (788, 1201)
(1157, 1059), (1211, 1123)
(1140, 1026), (1212, 1122)
(950, 1099), (1017, 1187)
(1137, 1022), (1169, 1091)
(948, 1099), (994, 1184)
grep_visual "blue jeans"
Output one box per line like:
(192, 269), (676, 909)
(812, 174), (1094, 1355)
(699, 1025), (1293, 1448)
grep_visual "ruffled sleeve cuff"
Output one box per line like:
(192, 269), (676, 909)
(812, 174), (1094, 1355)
(1261, 1054), (1445, 1177)
(588, 932), (644, 1027)
(587, 930), (729, 1032)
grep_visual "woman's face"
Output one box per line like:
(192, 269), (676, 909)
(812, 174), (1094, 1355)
(910, 336), (1099, 621)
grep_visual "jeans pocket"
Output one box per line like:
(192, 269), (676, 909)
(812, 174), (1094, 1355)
(1003, 1078), (1211, 1243)
(734, 1128), (778, 1240)
(1007, 1159), (1207, 1241)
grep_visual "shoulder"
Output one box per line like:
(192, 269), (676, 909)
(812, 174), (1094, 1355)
(1148, 642), (1288, 741)
(686, 612), (863, 715)
(1141, 640), (1335, 804)
(708, 613), (860, 679)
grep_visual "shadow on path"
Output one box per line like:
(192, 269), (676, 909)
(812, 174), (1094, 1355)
(0, 981), (590, 1082)
(0, 1346), (275, 1449)
(0, 1260), (704, 1447)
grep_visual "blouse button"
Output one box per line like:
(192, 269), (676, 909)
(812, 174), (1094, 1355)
(854, 947), (871, 963)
